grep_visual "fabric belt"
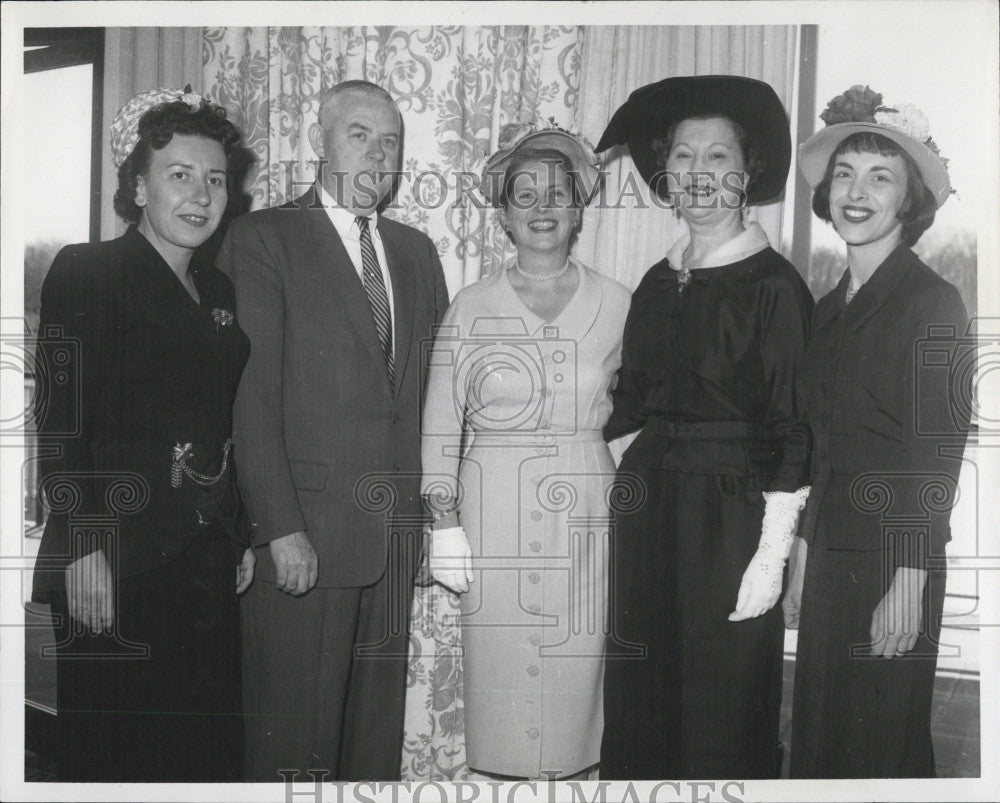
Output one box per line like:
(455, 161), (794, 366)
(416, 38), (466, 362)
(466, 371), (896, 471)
(470, 429), (604, 447)
(635, 417), (779, 476)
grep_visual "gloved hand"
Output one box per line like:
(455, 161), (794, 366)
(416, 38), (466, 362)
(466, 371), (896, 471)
(729, 486), (810, 622)
(428, 525), (474, 594)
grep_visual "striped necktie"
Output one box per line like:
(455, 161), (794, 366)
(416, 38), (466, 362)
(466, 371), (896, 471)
(356, 216), (394, 385)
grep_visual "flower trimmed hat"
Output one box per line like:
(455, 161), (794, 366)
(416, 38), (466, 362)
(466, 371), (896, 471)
(798, 85), (953, 208)
(595, 74), (792, 204)
(110, 86), (205, 168)
(479, 117), (603, 208)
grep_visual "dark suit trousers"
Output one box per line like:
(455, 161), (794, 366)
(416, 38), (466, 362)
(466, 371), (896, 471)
(241, 566), (412, 781)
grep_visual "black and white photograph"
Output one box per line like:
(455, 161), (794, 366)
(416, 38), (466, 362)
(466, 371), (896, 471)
(1, 2), (997, 802)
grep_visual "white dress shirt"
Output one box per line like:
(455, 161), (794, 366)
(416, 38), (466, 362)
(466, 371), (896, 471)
(317, 183), (395, 330)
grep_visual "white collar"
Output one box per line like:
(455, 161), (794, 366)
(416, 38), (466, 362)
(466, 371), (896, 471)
(316, 182), (378, 231)
(666, 221), (770, 272)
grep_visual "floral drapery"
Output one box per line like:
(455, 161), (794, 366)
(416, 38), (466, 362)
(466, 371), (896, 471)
(202, 26), (583, 297)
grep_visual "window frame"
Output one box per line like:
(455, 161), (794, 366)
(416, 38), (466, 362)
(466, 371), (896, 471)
(24, 27), (105, 244)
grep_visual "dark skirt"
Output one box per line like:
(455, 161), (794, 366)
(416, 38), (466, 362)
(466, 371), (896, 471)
(789, 544), (945, 778)
(601, 465), (785, 779)
(48, 524), (243, 782)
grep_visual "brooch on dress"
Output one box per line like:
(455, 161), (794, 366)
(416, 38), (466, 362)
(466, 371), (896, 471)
(676, 266), (692, 293)
(211, 308), (234, 329)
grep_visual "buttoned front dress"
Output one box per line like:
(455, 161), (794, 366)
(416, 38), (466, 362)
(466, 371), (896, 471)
(421, 263), (630, 777)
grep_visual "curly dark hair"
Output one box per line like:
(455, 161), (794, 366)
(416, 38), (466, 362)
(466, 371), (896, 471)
(113, 99), (254, 225)
(649, 115), (765, 206)
(811, 131), (937, 247)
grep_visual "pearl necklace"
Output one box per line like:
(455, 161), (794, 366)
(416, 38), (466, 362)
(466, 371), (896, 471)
(514, 257), (571, 281)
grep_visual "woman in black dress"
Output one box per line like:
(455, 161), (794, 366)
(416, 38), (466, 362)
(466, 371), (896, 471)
(594, 75), (813, 779)
(787, 86), (968, 778)
(31, 88), (254, 781)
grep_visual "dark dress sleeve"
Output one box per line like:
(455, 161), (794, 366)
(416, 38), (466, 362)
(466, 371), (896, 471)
(604, 286), (648, 441)
(758, 268), (813, 493)
(33, 245), (114, 586)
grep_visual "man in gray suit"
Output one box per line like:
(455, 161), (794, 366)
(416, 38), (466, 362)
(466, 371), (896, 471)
(218, 80), (449, 781)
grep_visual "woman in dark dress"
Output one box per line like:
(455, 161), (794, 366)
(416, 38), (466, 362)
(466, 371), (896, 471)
(31, 88), (254, 782)
(786, 86), (968, 778)
(594, 75), (813, 779)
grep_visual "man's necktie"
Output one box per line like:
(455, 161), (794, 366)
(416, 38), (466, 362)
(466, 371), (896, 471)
(356, 216), (394, 385)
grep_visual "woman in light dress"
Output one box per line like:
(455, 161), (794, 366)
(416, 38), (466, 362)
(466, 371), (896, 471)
(415, 120), (630, 780)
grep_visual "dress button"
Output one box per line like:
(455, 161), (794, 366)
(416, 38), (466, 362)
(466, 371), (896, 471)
(529, 635), (540, 646)
(529, 572), (540, 584)
(528, 604), (541, 614)
(530, 541), (542, 552)
(528, 728), (540, 739)
(527, 665), (540, 677)
(530, 510), (542, 521)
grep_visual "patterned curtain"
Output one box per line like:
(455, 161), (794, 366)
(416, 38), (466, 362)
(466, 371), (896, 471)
(201, 26), (583, 298)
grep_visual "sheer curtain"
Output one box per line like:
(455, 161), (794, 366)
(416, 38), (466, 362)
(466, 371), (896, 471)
(575, 26), (798, 290)
(100, 28), (204, 240)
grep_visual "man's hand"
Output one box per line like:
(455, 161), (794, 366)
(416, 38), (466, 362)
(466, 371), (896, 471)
(236, 547), (256, 594)
(65, 549), (114, 633)
(269, 531), (318, 595)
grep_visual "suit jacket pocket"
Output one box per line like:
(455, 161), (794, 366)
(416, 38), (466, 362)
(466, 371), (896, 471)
(289, 458), (328, 491)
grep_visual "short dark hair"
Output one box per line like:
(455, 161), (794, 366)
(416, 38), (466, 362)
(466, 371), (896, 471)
(650, 114), (765, 204)
(811, 131), (937, 247)
(499, 147), (583, 210)
(114, 99), (253, 224)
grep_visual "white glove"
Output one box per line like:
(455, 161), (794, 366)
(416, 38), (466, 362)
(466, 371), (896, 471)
(729, 486), (810, 621)
(428, 526), (474, 594)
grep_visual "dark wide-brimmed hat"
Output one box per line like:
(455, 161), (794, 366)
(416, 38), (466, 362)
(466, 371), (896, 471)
(596, 74), (792, 204)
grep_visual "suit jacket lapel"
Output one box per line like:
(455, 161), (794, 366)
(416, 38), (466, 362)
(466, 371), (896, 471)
(300, 200), (391, 389)
(846, 245), (914, 333)
(380, 223), (415, 396)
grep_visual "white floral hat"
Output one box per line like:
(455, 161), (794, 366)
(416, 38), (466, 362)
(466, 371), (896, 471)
(479, 117), (602, 207)
(798, 85), (953, 207)
(109, 86), (205, 168)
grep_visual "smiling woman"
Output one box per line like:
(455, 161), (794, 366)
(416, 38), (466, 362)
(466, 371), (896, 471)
(415, 118), (631, 780)
(30, 88), (256, 782)
(789, 87), (969, 779)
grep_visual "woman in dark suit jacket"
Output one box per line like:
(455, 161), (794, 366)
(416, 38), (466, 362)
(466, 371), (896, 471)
(785, 85), (970, 778)
(31, 88), (254, 781)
